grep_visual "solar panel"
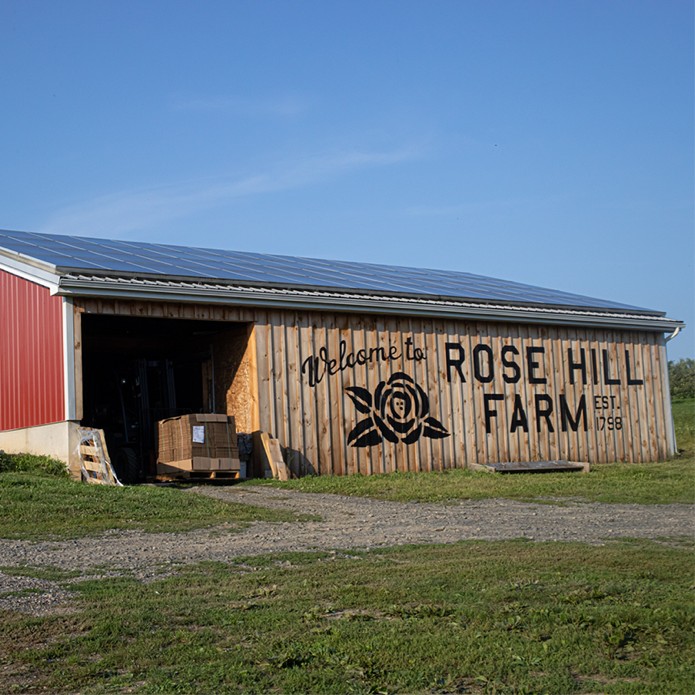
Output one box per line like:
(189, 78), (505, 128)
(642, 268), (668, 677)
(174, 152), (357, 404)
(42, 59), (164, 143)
(0, 228), (651, 311)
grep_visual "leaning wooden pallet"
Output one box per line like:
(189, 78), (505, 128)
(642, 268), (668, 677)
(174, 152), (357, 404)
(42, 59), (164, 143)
(252, 431), (289, 480)
(77, 427), (122, 486)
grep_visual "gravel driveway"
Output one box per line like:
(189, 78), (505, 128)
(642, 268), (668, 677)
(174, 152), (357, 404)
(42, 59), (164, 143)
(1, 486), (693, 615)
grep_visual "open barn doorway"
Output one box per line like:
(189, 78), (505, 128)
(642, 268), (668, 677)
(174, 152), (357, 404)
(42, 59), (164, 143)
(80, 314), (252, 482)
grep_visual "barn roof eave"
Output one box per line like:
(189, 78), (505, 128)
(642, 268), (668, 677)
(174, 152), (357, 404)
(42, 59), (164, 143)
(56, 274), (685, 333)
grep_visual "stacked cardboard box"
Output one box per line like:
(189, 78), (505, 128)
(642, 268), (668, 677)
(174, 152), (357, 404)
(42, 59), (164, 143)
(156, 414), (242, 476)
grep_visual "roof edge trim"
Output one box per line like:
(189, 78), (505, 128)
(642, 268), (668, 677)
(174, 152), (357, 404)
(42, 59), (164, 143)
(0, 257), (61, 292)
(57, 276), (684, 332)
(52, 265), (663, 316)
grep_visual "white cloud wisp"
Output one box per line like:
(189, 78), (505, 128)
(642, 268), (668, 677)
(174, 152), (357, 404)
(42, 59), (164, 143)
(39, 145), (421, 238)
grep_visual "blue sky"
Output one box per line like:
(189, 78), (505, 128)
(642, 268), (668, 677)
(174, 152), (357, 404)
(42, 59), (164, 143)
(1, 0), (693, 360)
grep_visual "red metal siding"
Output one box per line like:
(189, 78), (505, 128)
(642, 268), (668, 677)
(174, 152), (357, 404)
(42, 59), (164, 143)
(0, 270), (65, 430)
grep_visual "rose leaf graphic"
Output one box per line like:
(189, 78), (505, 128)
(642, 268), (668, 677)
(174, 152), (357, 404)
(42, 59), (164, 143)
(423, 416), (449, 439)
(345, 386), (373, 414)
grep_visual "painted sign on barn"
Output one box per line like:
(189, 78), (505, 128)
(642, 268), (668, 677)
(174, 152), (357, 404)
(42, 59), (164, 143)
(251, 310), (673, 476)
(300, 334), (649, 444)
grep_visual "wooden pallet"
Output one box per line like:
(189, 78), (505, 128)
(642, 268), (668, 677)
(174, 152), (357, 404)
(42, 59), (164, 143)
(156, 470), (240, 482)
(251, 431), (289, 480)
(77, 428), (121, 485)
(472, 460), (589, 474)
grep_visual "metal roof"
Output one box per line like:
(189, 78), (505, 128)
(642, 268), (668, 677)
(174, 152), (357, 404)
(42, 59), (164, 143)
(56, 272), (682, 331)
(0, 229), (659, 314)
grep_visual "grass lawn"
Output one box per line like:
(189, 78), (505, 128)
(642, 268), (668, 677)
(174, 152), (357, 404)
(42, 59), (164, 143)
(2, 540), (693, 694)
(250, 399), (695, 505)
(672, 398), (695, 456)
(0, 404), (693, 692)
(0, 472), (302, 540)
(248, 459), (695, 505)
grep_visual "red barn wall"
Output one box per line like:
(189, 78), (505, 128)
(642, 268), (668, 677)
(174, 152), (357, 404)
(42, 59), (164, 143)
(0, 270), (65, 430)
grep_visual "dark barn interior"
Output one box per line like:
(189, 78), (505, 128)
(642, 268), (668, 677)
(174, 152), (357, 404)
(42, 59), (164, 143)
(80, 314), (250, 482)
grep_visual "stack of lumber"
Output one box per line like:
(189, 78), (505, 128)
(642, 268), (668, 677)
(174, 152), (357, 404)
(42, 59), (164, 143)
(156, 414), (242, 478)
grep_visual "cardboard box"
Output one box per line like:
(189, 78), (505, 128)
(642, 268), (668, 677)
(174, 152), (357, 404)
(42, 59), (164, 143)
(191, 456), (239, 471)
(157, 414), (238, 464)
(156, 460), (192, 476)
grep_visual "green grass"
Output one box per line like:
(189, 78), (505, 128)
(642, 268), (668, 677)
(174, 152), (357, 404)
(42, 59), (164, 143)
(0, 472), (303, 540)
(250, 459), (695, 505)
(0, 451), (69, 477)
(253, 400), (695, 505)
(672, 398), (695, 456)
(2, 540), (693, 694)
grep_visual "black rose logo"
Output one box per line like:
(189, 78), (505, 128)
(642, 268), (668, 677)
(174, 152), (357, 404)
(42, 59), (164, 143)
(345, 372), (450, 447)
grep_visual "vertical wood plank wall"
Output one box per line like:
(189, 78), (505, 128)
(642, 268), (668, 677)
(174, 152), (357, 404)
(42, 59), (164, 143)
(252, 310), (674, 474)
(72, 299), (674, 474)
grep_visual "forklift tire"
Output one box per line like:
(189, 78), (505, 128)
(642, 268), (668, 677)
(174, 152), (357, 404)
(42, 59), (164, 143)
(113, 447), (140, 484)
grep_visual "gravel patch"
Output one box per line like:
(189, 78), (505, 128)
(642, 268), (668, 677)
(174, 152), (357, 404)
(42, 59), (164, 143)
(0, 572), (76, 616)
(1, 486), (693, 615)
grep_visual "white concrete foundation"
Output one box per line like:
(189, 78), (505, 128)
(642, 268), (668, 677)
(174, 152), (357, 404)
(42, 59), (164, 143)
(0, 421), (82, 477)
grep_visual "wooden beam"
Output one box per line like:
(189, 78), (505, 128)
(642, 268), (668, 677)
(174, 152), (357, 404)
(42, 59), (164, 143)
(73, 305), (84, 421)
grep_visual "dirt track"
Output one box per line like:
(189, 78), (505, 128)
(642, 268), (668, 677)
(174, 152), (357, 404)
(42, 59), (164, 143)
(1, 486), (693, 615)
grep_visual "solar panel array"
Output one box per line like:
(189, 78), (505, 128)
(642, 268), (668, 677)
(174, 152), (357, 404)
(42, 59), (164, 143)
(0, 228), (649, 311)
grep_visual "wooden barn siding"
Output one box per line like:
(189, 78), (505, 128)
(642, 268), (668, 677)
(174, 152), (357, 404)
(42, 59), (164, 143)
(75, 298), (257, 324)
(251, 310), (673, 474)
(71, 299), (673, 472)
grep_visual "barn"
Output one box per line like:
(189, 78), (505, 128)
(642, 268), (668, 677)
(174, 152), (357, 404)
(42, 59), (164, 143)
(0, 228), (684, 480)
